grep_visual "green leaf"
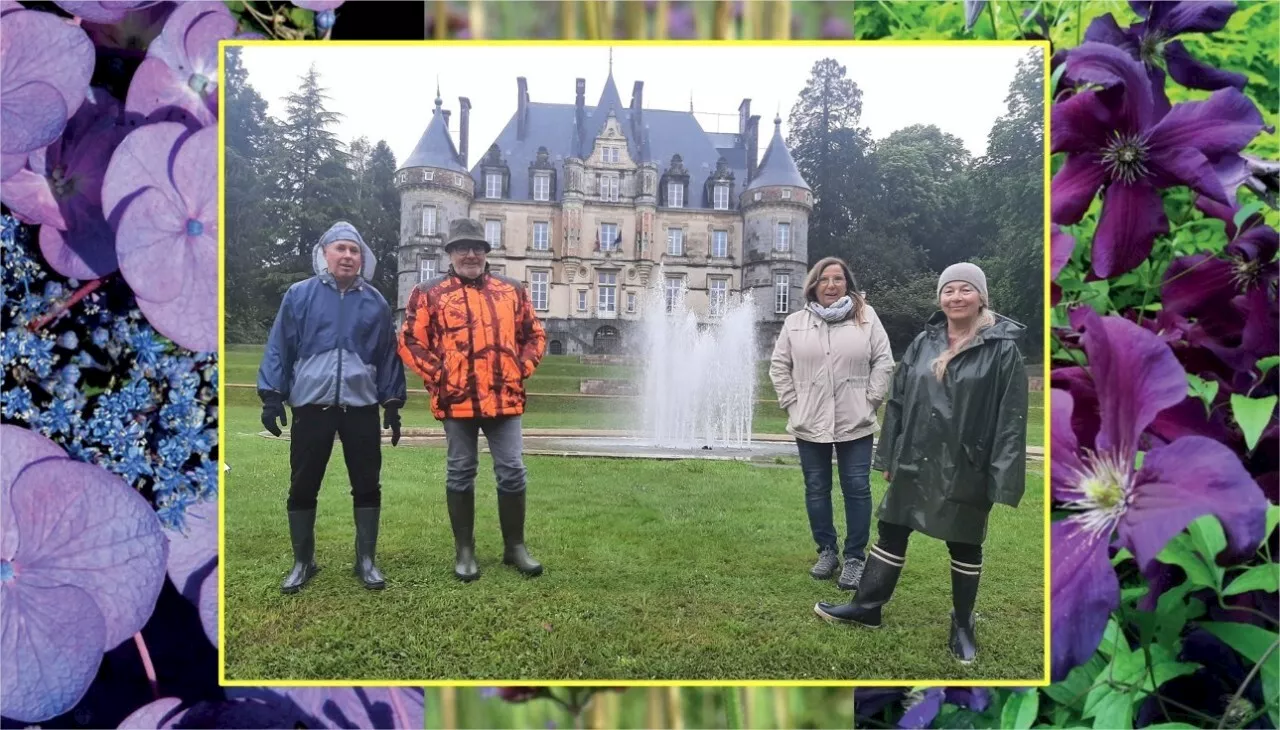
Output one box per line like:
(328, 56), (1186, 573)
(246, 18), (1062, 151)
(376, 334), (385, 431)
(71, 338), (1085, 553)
(1110, 547), (1134, 566)
(1185, 373), (1219, 416)
(1140, 725), (1199, 729)
(1233, 200), (1266, 229)
(1199, 621), (1278, 667)
(1155, 533), (1220, 591)
(1050, 61), (1068, 92)
(1087, 689), (1133, 730)
(1188, 514), (1228, 567)
(1002, 691), (1039, 729)
(1199, 621), (1279, 727)
(1230, 394), (1278, 451)
(1223, 564), (1279, 596)
(1258, 356), (1280, 377)
(1268, 504), (1279, 542)
(1044, 655), (1107, 709)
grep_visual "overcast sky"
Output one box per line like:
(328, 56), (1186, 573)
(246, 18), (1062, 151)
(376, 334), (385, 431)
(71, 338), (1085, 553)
(233, 44), (1038, 166)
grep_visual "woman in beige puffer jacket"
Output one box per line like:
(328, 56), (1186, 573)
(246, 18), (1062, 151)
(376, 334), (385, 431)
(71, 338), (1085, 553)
(769, 257), (895, 592)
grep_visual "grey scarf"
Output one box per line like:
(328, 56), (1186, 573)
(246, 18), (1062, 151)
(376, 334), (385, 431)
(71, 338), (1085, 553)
(808, 296), (853, 323)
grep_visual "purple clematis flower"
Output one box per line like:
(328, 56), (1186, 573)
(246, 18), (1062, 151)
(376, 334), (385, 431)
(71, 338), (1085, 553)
(1163, 217), (1277, 321)
(1051, 42), (1263, 278)
(294, 0), (345, 9)
(1051, 224), (1076, 306)
(52, 1), (162, 24)
(1050, 308), (1268, 681)
(1085, 1), (1245, 117)
(898, 687), (992, 729)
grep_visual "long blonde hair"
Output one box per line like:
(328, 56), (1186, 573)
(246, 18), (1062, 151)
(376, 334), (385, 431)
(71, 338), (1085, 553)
(803, 256), (867, 323)
(931, 307), (996, 381)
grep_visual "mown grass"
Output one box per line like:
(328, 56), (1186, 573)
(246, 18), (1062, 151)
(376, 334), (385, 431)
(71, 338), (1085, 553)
(222, 405), (1045, 682)
(222, 347), (1044, 446)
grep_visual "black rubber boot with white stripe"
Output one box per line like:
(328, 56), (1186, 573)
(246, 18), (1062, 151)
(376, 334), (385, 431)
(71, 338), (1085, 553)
(813, 545), (905, 628)
(949, 558), (981, 663)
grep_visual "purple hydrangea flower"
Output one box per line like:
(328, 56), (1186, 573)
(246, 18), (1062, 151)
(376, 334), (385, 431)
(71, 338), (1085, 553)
(1085, 1), (1244, 116)
(1051, 42), (1263, 278)
(0, 89), (129, 279)
(1049, 309), (1268, 681)
(101, 122), (218, 352)
(0, 425), (169, 722)
(52, 1), (162, 24)
(293, 0), (346, 10)
(163, 497), (217, 644)
(0, 7), (95, 181)
(124, 2), (259, 128)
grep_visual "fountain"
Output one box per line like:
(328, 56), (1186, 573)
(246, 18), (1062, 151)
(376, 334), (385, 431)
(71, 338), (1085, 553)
(638, 273), (758, 450)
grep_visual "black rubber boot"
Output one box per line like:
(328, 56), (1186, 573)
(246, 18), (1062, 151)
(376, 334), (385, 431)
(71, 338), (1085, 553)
(353, 507), (386, 590)
(281, 509), (319, 594)
(813, 548), (905, 627)
(446, 489), (479, 581)
(497, 490), (542, 576)
(949, 560), (982, 663)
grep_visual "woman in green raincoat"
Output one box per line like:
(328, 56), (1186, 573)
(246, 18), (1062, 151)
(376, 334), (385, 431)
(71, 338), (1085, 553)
(812, 262), (1029, 664)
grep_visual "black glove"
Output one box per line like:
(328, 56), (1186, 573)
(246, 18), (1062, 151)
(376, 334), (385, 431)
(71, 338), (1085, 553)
(261, 394), (287, 437)
(383, 406), (401, 447)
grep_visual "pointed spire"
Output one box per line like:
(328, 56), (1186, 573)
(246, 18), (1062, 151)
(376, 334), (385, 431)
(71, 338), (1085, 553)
(434, 76), (442, 111)
(401, 78), (467, 174)
(745, 110), (810, 192)
(609, 46), (613, 74)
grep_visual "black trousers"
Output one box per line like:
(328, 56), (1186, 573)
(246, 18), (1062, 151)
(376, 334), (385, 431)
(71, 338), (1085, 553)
(874, 520), (983, 565)
(287, 405), (381, 511)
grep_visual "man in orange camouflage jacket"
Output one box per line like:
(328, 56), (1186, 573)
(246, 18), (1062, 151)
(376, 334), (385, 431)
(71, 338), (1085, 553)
(399, 218), (547, 581)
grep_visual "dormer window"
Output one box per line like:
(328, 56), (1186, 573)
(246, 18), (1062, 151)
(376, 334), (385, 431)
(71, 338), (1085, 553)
(603, 146), (620, 163)
(668, 182), (684, 208)
(713, 184), (729, 210)
(485, 173), (502, 199)
(533, 173), (550, 201)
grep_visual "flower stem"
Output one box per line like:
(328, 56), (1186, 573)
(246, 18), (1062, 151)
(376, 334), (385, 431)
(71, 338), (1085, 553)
(435, 0), (449, 39)
(986, 0), (999, 39)
(133, 632), (159, 700)
(27, 275), (109, 332)
(722, 688), (743, 729)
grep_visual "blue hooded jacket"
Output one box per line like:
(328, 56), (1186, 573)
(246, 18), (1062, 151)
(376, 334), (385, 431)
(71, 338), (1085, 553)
(257, 222), (407, 410)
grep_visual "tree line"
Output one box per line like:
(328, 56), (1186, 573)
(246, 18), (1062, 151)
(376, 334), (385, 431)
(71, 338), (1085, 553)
(226, 48), (1045, 360)
(788, 50), (1045, 359)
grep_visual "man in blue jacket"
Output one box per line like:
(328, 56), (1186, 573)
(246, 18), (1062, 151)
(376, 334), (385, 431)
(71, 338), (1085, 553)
(257, 221), (407, 593)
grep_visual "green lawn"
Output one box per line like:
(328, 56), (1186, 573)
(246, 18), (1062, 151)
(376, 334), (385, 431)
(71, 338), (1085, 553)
(222, 347), (1044, 446)
(222, 406), (1046, 682)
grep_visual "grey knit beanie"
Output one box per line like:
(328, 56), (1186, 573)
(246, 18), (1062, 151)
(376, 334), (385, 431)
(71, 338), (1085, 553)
(937, 262), (988, 306)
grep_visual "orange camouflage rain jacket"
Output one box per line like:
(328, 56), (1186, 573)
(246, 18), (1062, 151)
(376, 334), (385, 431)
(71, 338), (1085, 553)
(399, 267), (547, 420)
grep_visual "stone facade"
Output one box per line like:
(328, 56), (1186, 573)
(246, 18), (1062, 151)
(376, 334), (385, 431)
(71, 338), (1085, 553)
(394, 72), (812, 356)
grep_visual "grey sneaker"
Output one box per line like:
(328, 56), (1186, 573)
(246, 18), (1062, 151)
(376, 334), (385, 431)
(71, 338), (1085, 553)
(837, 557), (865, 590)
(810, 548), (840, 579)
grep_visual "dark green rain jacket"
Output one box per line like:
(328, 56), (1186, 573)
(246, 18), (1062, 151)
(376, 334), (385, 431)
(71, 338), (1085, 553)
(872, 311), (1029, 545)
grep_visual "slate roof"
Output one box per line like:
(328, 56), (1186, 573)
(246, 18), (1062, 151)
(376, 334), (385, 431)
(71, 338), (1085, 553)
(745, 115), (810, 191)
(402, 73), (810, 207)
(400, 94), (468, 173)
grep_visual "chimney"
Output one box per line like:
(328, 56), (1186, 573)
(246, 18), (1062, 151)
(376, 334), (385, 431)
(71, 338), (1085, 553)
(575, 77), (586, 152)
(516, 77), (528, 140)
(630, 81), (644, 145)
(738, 98), (751, 136)
(458, 96), (471, 168)
(746, 114), (760, 184)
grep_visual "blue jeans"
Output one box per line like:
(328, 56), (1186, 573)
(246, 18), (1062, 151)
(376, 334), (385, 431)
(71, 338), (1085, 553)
(796, 435), (874, 561)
